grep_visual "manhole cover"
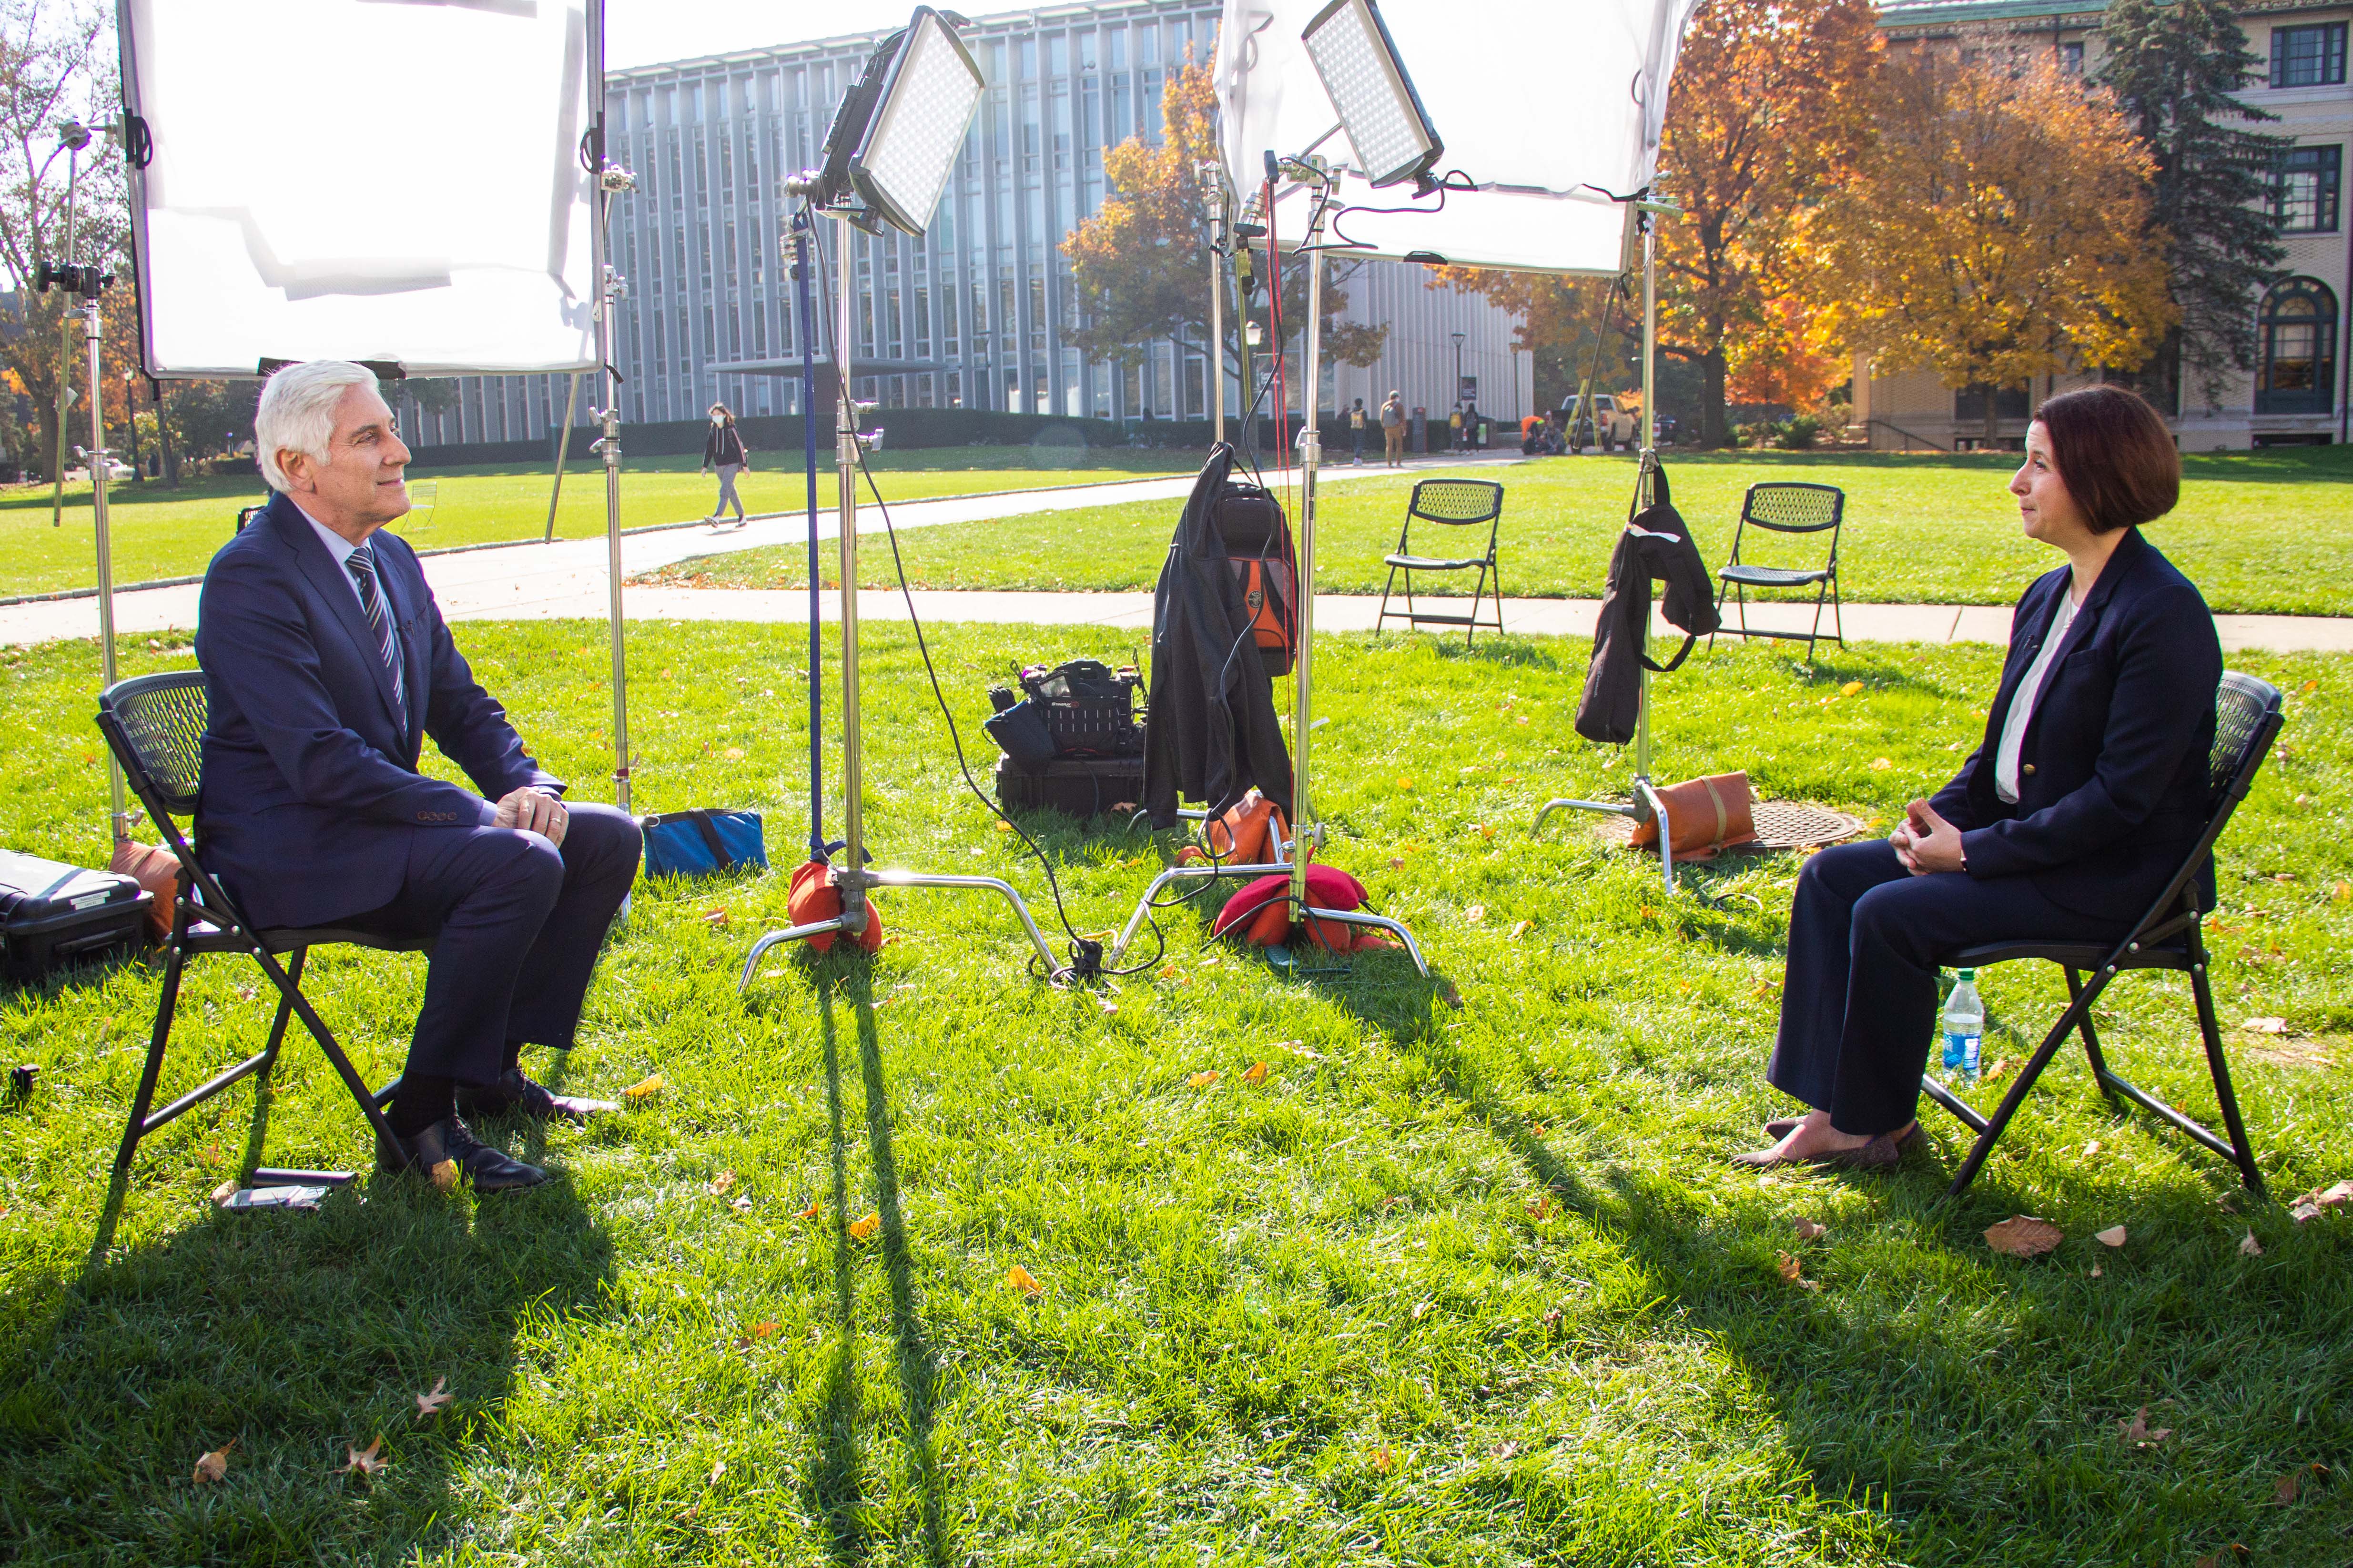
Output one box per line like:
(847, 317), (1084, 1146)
(1592, 799), (1867, 855)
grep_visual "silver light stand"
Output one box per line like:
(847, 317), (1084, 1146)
(589, 161), (636, 812)
(1202, 160), (1227, 450)
(60, 267), (130, 841)
(740, 202), (1068, 989)
(1534, 207), (1675, 897)
(51, 122), (91, 528)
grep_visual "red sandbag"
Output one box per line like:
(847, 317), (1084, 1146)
(787, 860), (884, 953)
(1212, 864), (1369, 949)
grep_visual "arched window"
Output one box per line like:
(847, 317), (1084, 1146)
(2256, 277), (2338, 415)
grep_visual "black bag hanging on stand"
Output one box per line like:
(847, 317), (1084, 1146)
(1575, 464), (1720, 745)
(1140, 444), (1295, 828)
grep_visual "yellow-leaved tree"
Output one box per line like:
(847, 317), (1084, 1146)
(1824, 53), (2176, 439)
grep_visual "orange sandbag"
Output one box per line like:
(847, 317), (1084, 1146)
(109, 839), (180, 940)
(1627, 771), (1759, 862)
(786, 860), (884, 953)
(1176, 789), (1290, 868)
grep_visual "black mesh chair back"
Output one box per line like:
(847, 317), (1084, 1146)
(1922, 670), (2283, 1197)
(101, 671), (210, 817)
(1409, 479), (1505, 527)
(1712, 481), (1846, 661)
(94, 671), (410, 1182)
(1376, 479), (1508, 644)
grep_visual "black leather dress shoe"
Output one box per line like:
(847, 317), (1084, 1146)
(376, 1115), (548, 1194)
(456, 1068), (618, 1122)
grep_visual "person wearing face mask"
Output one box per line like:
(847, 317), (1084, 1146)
(700, 403), (751, 527)
(1736, 385), (2221, 1170)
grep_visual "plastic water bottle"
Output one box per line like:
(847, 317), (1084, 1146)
(1943, 970), (1984, 1083)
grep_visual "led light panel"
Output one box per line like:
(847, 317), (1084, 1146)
(1301, 0), (1441, 189)
(855, 10), (984, 237)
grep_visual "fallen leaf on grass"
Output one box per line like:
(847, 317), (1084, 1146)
(623, 1073), (666, 1100)
(2083, 1139), (2102, 1158)
(193, 1440), (234, 1483)
(1369, 1446), (1396, 1475)
(709, 1458), (726, 1485)
(1005, 1265), (1043, 1297)
(340, 1436), (389, 1477)
(993, 819), (1014, 832)
(2334, 880), (2353, 902)
(1985, 1216), (2064, 1257)
(731, 1196), (753, 1214)
(1775, 1252), (1821, 1290)
(2311, 1179), (2353, 1208)
(702, 908), (730, 929)
(2268, 1459), (2324, 1497)
(2089, 1264), (2103, 1277)
(429, 1158), (461, 1194)
(1388, 857), (1406, 870)
(2094, 1225), (2128, 1248)
(2241, 1017), (2288, 1034)
(1395, 777), (1414, 791)
(1840, 681), (1864, 697)
(2239, 1231), (2263, 1256)
(2117, 1407), (2172, 1448)
(1242, 1062), (1269, 1085)
(1541, 1306), (1563, 1328)
(210, 1179), (239, 1206)
(1526, 1195), (1553, 1220)
(849, 1213), (880, 1242)
(797, 1198), (821, 1221)
(414, 1377), (452, 1421)
(1868, 758), (1893, 771)
(1187, 1071), (1219, 1088)
(709, 1171), (736, 1196)
(1986, 1058), (2013, 1079)
(2291, 1200), (2323, 1223)
(1465, 904), (1486, 923)
(734, 1321), (779, 1348)
(1792, 1217), (1826, 1241)
(1411, 1300), (1432, 1320)
(1509, 920), (1531, 940)
(1493, 1439), (1520, 1460)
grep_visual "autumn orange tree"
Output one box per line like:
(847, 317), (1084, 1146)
(1823, 53), (2174, 440)
(1063, 56), (1383, 405)
(1652, 0), (1879, 445)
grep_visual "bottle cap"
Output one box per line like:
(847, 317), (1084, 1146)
(1957, 969), (1975, 981)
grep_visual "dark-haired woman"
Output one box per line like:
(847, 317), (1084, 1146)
(701, 403), (751, 526)
(1739, 385), (2221, 1168)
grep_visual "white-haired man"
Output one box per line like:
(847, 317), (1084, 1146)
(194, 360), (639, 1193)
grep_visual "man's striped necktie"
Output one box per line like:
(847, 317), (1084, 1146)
(345, 543), (406, 714)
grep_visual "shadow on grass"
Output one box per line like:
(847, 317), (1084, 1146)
(2, 1153), (615, 1563)
(810, 962), (951, 1568)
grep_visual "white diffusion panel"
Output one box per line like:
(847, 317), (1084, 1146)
(121, 0), (597, 375)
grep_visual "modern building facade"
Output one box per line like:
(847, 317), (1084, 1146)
(1856, 0), (2352, 450)
(402, 0), (1525, 452)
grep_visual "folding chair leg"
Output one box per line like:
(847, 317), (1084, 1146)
(114, 941), (190, 1175)
(2188, 952), (2266, 1194)
(1946, 979), (2105, 1196)
(257, 948), (305, 1074)
(1377, 564), (1400, 634)
(1828, 573), (1845, 649)
(248, 946), (404, 1150)
(2065, 967), (2119, 1095)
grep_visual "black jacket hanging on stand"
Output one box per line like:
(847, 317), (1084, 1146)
(1575, 465), (1721, 745)
(1143, 445), (1295, 826)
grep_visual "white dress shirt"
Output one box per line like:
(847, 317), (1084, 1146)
(295, 502), (371, 616)
(1995, 589), (2079, 804)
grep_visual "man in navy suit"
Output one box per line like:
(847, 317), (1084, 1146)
(195, 360), (640, 1193)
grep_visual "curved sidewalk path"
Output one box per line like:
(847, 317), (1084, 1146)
(2, 451), (2347, 653)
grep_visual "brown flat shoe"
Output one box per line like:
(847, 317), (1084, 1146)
(1731, 1125), (1916, 1170)
(1763, 1118), (1922, 1146)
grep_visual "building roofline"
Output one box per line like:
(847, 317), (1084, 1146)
(1877, 0), (2353, 26)
(607, 0), (1208, 81)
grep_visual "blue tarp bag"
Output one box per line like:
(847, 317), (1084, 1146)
(641, 809), (768, 879)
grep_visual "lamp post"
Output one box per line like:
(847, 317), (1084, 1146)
(1450, 330), (1465, 450)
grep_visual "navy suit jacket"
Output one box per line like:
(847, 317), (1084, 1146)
(1927, 526), (2221, 923)
(193, 492), (561, 929)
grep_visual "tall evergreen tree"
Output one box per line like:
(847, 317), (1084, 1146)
(2099, 0), (2289, 411)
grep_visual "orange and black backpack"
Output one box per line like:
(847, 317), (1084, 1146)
(1213, 479), (1298, 677)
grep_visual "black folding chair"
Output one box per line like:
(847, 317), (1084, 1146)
(1711, 482), (1845, 662)
(1920, 672), (2284, 1197)
(1375, 478), (1506, 645)
(96, 672), (419, 1180)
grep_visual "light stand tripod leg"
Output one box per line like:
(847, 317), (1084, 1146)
(1106, 860), (1288, 966)
(739, 917), (854, 992)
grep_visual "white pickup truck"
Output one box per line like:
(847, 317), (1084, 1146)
(1559, 394), (1638, 452)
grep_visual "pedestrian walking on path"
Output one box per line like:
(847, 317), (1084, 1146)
(1349, 398), (1368, 465)
(701, 404), (751, 527)
(1381, 391), (1405, 466)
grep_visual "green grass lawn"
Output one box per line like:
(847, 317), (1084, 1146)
(639, 445), (2353, 618)
(0, 447), (1194, 600)
(4, 624), (2351, 1564)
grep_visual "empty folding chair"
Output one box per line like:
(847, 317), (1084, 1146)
(1375, 478), (1506, 645)
(1712, 481), (1845, 662)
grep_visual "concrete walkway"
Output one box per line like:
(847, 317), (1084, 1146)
(5, 451), (2349, 653)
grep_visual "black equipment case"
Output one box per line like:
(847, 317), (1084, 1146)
(0, 849), (152, 981)
(993, 755), (1146, 819)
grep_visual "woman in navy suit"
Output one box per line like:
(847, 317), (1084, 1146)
(1740, 385), (2221, 1168)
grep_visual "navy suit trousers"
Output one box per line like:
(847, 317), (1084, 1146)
(343, 803), (640, 1083)
(1767, 840), (2127, 1136)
